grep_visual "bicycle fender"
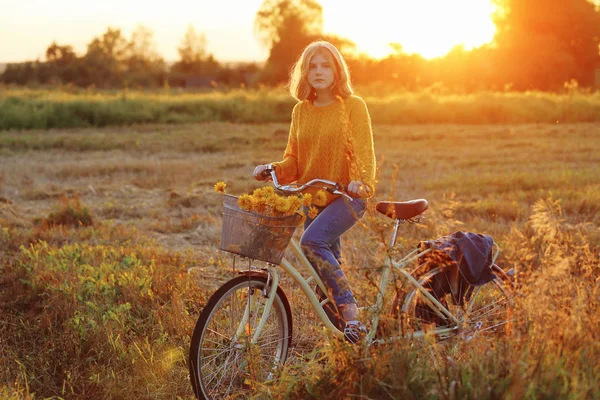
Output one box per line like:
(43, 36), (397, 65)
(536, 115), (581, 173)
(237, 270), (269, 279)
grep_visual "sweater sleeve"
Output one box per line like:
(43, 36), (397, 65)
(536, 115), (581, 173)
(271, 103), (300, 184)
(348, 97), (376, 195)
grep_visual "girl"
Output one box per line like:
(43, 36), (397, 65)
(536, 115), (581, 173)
(253, 40), (376, 343)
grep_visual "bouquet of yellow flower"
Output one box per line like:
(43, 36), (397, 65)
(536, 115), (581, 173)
(214, 182), (325, 226)
(214, 181), (326, 264)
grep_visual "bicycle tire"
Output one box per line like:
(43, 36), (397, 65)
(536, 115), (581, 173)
(189, 274), (293, 400)
(398, 263), (514, 339)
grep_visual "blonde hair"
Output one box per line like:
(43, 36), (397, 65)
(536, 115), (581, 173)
(289, 41), (353, 101)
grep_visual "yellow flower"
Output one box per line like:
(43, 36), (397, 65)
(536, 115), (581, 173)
(263, 186), (275, 196)
(314, 190), (327, 207)
(302, 193), (312, 207)
(214, 181), (226, 194)
(275, 196), (291, 214)
(288, 196), (304, 214)
(252, 198), (266, 214)
(308, 206), (319, 219)
(238, 194), (254, 211)
(252, 188), (267, 210)
(252, 187), (266, 200)
(265, 193), (278, 209)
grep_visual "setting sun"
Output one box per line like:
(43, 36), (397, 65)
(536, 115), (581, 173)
(323, 0), (498, 59)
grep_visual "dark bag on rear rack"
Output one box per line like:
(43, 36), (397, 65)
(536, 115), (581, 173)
(417, 231), (497, 306)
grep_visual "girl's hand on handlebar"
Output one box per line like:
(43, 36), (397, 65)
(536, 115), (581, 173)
(347, 180), (369, 198)
(253, 164), (271, 181)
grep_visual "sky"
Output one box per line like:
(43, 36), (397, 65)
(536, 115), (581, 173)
(0, 0), (501, 63)
(0, 0), (266, 63)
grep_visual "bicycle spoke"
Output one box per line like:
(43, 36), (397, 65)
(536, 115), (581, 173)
(203, 355), (232, 389)
(255, 334), (291, 349)
(202, 347), (236, 369)
(470, 304), (508, 321)
(201, 335), (230, 348)
(201, 346), (230, 352)
(470, 297), (506, 314)
(204, 336), (241, 392)
(225, 363), (242, 397)
(212, 313), (236, 336)
(207, 327), (232, 342)
(470, 318), (517, 334)
(213, 351), (241, 397)
(253, 330), (284, 342)
(481, 318), (515, 331)
(201, 345), (234, 359)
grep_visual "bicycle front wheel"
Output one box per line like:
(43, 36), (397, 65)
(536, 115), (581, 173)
(189, 274), (293, 400)
(400, 263), (514, 340)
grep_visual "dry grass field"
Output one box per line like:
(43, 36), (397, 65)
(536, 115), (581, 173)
(1, 121), (599, 399)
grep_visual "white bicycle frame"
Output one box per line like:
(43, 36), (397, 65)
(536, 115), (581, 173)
(235, 217), (501, 346)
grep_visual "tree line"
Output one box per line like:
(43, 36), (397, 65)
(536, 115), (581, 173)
(2, 0), (600, 91)
(1, 25), (257, 89)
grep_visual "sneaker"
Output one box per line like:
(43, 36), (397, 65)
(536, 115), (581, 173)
(343, 320), (367, 344)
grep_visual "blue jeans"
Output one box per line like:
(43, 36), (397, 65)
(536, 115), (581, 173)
(300, 196), (367, 306)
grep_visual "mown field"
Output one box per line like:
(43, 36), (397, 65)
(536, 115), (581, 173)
(0, 120), (599, 399)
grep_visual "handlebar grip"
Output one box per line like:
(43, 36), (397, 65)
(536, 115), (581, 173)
(260, 164), (275, 180)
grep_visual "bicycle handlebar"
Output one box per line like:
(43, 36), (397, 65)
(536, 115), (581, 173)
(261, 164), (354, 201)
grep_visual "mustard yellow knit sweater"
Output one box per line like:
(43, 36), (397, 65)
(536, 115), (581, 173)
(272, 95), (376, 206)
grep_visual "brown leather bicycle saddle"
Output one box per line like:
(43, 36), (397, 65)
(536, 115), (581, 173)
(376, 199), (428, 220)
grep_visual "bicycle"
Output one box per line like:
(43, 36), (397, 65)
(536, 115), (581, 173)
(189, 165), (516, 399)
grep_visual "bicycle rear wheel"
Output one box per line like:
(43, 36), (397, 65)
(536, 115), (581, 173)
(399, 263), (514, 339)
(189, 274), (293, 400)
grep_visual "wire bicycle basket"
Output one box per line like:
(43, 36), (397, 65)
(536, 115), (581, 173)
(220, 194), (303, 264)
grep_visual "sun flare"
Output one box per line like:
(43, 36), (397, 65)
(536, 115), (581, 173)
(323, 0), (498, 59)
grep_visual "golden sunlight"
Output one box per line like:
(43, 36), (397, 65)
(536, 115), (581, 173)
(323, 0), (497, 59)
